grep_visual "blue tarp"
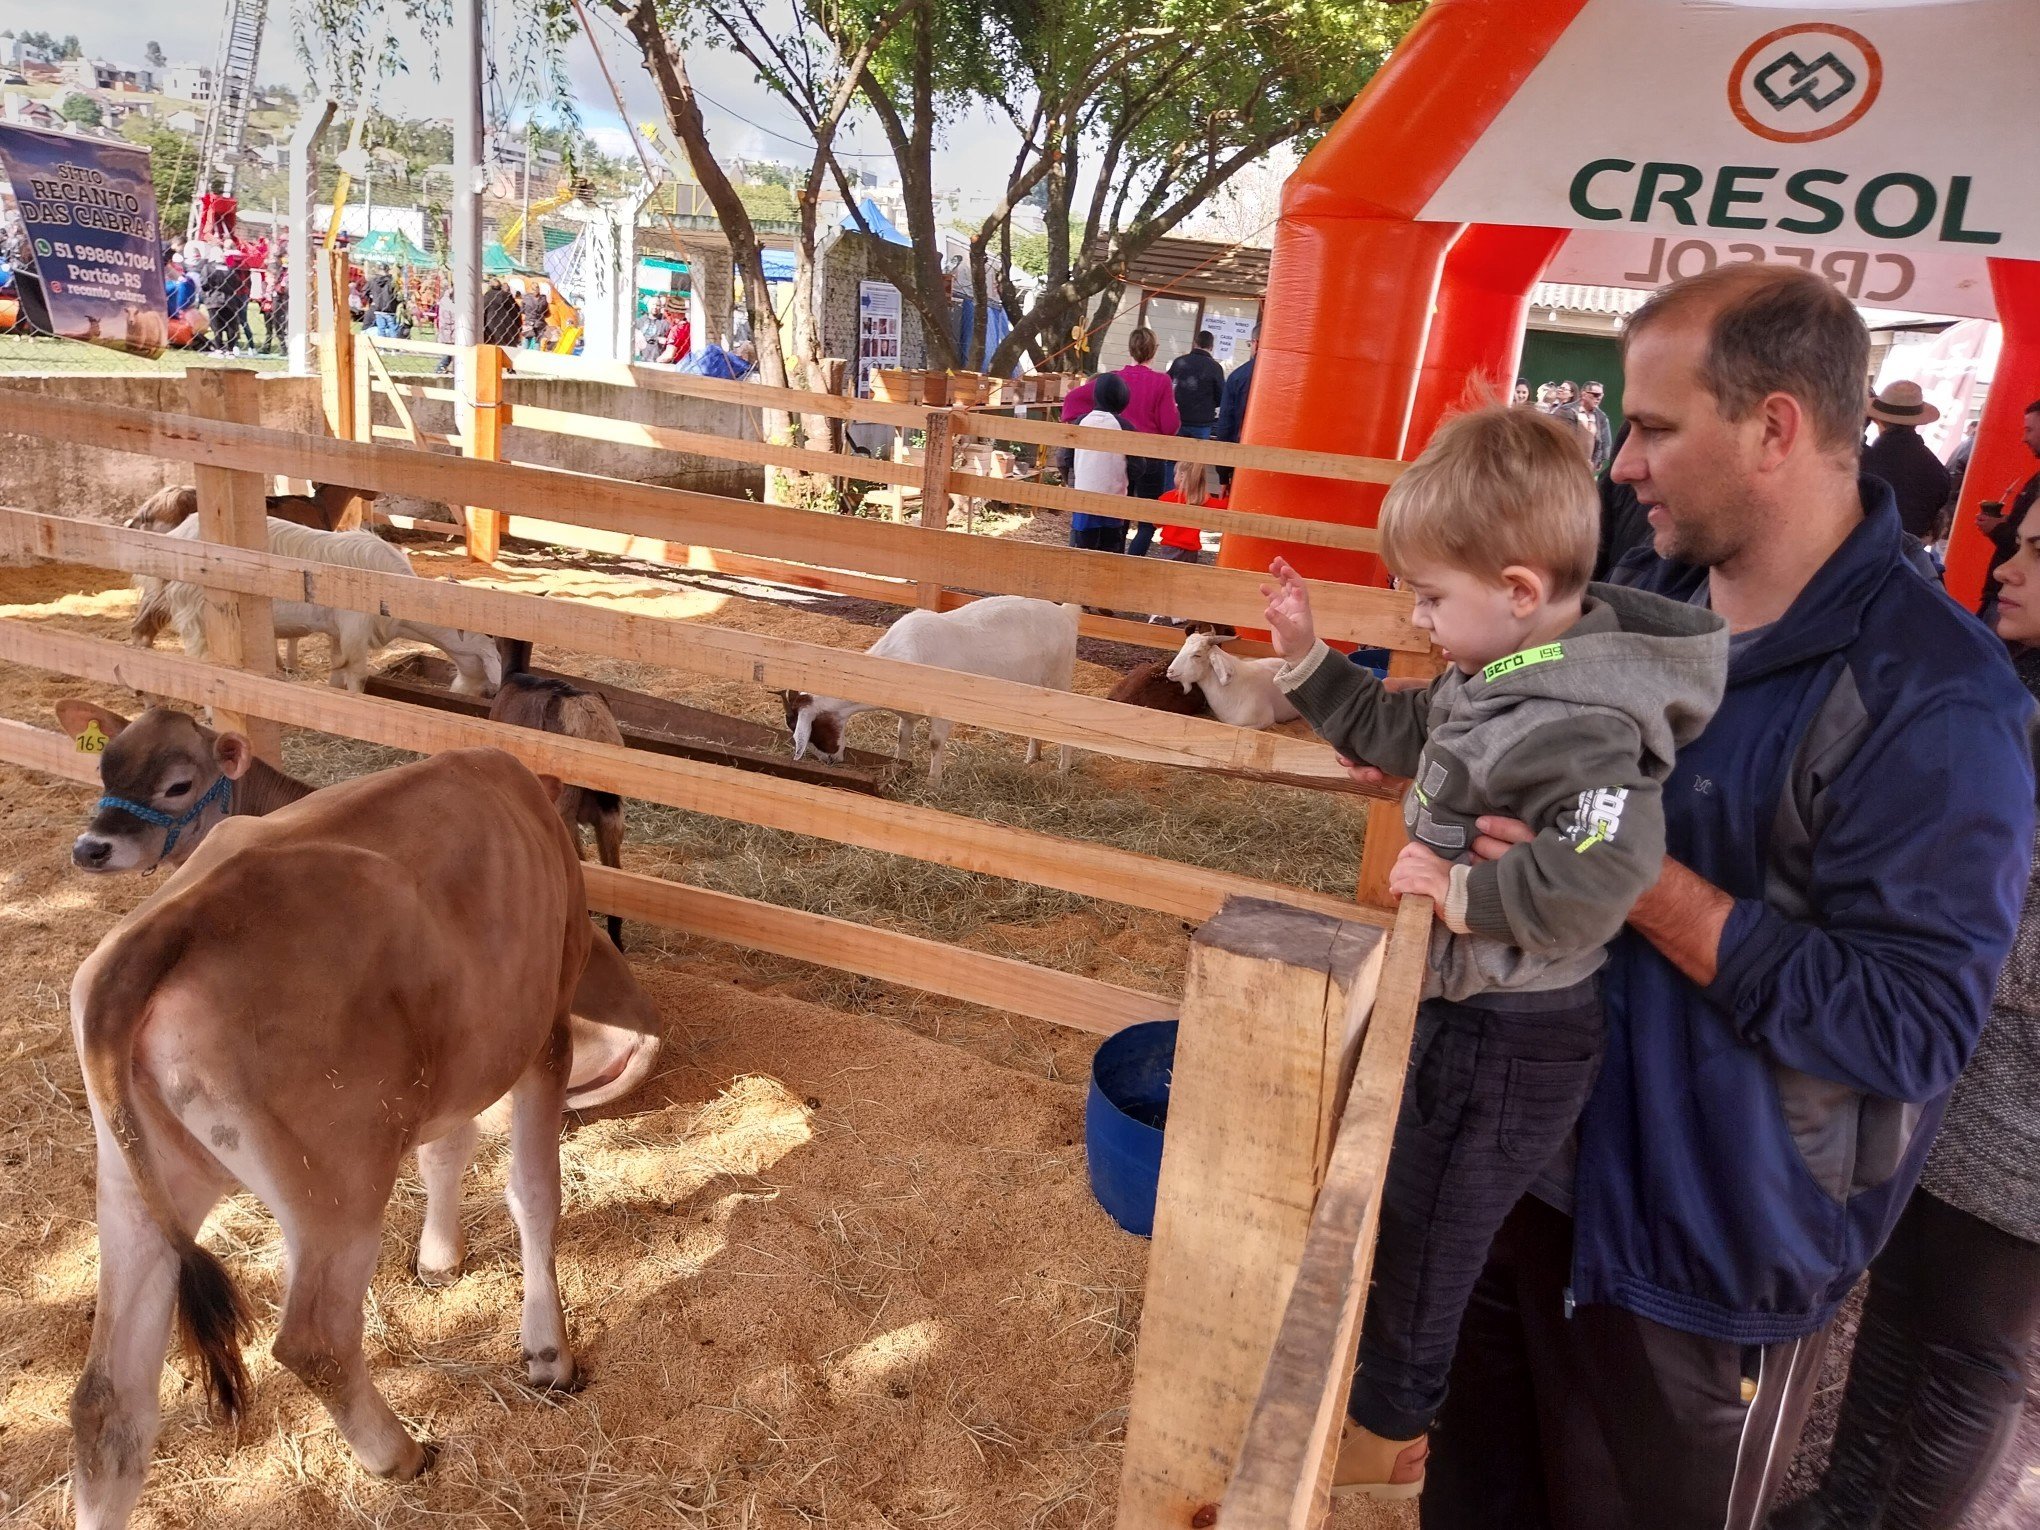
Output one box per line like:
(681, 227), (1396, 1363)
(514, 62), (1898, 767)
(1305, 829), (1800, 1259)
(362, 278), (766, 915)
(677, 343), (755, 380)
(956, 298), (1015, 373)
(760, 249), (797, 282)
(841, 197), (910, 247)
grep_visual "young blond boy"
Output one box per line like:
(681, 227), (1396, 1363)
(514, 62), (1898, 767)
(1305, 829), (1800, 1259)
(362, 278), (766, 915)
(1262, 405), (1728, 1497)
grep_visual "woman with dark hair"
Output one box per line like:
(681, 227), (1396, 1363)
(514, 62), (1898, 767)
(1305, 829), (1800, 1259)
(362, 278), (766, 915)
(1776, 531), (2040, 1530)
(1115, 326), (1180, 556)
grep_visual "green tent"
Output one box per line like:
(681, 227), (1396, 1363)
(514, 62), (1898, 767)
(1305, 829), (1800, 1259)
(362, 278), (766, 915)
(350, 228), (433, 267)
(484, 240), (533, 276)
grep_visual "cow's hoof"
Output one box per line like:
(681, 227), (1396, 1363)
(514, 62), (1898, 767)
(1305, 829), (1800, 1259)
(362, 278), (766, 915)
(522, 1346), (582, 1393)
(414, 1258), (464, 1288)
(378, 1438), (436, 1481)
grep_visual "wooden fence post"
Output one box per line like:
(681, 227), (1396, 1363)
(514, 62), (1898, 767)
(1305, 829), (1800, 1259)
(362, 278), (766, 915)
(316, 244), (369, 529)
(185, 367), (283, 764)
(458, 343), (507, 563)
(1118, 896), (1389, 1529)
(1355, 648), (1443, 909)
(915, 407), (956, 609)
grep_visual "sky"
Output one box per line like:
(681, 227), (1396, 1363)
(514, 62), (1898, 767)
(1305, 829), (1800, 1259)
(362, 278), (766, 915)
(0, 0), (1024, 202)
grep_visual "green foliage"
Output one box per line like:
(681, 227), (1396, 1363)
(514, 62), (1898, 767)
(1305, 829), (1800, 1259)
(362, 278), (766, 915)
(13, 30), (83, 60)
(735, 181), (798, 224)
(121, 117), (199, 231)
(59, 94), (102, 126)
(1008, 228), (1049, 279)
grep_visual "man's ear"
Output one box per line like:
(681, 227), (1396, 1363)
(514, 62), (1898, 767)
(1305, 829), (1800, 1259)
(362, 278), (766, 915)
(213, 732), (256, 781)
(55, 699), (129, 755)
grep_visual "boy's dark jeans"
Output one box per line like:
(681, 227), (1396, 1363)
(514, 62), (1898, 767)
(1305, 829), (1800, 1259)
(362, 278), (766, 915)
(1349, 981), (1604, 1440)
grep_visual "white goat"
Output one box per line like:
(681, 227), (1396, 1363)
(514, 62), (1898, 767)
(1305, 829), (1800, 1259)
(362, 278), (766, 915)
(1165, 629), (1301, 729)
(133, 518), (503, 695)
(782, 596), (1079, 783)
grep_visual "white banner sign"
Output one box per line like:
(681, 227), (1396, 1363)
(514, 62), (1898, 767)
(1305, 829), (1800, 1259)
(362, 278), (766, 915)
(1546, 228), (1998, 319)
(1423, 0), (2040, 261)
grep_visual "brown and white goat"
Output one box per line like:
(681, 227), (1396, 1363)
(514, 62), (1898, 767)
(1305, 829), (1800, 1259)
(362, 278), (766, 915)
(126, 481), (379, 535)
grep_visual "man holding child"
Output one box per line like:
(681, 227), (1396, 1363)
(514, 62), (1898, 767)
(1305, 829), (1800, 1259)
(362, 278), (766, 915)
(1263, 264), (2034, 1527)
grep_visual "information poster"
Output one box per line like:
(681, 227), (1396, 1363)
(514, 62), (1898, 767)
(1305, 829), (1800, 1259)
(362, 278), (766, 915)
(0, 123), (166, 355)
(857, 279), (902, 396)
(1204, 313), (1256, 367)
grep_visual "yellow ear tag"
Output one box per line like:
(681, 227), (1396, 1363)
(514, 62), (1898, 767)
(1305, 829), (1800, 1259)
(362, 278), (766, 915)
(77, 719), (109, 754)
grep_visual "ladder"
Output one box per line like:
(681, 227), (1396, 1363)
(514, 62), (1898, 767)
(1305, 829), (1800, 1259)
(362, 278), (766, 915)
(187, 0), (270, 238)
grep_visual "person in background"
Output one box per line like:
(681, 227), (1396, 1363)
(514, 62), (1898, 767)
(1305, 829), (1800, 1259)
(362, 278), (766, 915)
(1776, 520), (2040, 1530)
(1167, 329), (1227, 443)
(1068, 372), (1131, 554)
(1117, 326), (1181, 556)
(481, 277), (524, 347)
(1554, 380), (1578, 409)
(1215, 324), (1258, 487)
(1974, 401), (2040, 623)
(1536, 382), (1560, 409)
(264, 263), (289, 356)
(363, 264), (400, 338)
(1861, 382), (1952, 545)
(1514, 378), (1533, 406)
(1573, 381), (1614, 474)
(1153, 459), (1224, 566)
(657, 311), (693, 366)
(521, 281), (550, 349)
(635, 297), (672, 363)
(1940, 418), (1978, 550)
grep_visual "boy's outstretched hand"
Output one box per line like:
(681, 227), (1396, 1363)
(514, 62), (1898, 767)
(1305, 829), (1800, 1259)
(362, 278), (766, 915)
(1388, 840), (1453, 903)
(1261, 557), (1317, 663)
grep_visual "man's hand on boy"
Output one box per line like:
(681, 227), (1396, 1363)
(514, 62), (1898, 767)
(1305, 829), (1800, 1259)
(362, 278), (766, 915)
(1260, 557), (1317, 663)
(1388, 841), (1454, 902)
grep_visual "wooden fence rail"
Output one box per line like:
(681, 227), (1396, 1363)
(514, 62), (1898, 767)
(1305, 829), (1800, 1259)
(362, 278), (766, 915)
(0, 506), (1388, 797)
(0, 715), (1177, 1035)
(0, 618), (1386, 934)
(0, 388), (1424, 653)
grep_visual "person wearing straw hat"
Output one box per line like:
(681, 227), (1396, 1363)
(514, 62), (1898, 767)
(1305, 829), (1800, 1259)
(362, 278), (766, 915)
(1863, 382), (1952, 544)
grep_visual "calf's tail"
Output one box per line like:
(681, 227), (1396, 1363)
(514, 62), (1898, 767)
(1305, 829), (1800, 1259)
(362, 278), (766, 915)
(77, 916), (252, 1421)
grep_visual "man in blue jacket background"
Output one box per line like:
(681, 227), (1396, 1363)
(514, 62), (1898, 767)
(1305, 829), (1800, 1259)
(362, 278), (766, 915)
(1420, 264), (2037, 1530)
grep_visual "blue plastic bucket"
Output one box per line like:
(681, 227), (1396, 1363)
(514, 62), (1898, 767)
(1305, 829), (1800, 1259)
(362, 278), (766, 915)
(1085, 1020), (1178, 1237)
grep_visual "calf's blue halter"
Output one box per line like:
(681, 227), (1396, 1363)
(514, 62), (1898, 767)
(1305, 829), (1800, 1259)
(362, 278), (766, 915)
(95, 773), (233, 857)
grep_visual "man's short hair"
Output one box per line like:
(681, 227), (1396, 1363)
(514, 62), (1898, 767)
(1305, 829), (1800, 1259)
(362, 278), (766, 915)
(1195, 329), (1214, 349)
(1379, 405), (1597, 597)
(2025, 400), (2040, 417)
(1624, 265), (1869, 454)
(1584, 380), (1604, 393)
(1093, 372), (1131, 413)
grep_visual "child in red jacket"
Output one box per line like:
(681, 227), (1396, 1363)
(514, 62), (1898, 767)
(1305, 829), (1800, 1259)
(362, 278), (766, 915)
(1153, 460), (1220, 563)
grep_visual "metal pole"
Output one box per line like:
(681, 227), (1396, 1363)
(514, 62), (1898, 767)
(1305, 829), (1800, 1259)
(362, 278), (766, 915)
(287, 96), (338, 376)
(521, 119), (531, 268)
(451, 0), (484, 346)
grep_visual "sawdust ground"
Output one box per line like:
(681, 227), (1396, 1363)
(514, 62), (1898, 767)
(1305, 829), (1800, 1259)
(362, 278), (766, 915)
(0, 555), (1405, 1528)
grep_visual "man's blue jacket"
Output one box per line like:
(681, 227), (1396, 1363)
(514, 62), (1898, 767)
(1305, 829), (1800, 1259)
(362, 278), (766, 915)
(1583, 481), (2035, 1343)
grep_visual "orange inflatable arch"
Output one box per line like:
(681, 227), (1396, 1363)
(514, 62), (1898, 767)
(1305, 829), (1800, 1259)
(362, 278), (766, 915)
(1220, 0), (2040, 615)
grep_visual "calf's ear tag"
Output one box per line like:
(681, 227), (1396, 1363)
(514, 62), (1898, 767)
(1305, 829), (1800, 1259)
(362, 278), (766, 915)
(77, 720), (109, 754)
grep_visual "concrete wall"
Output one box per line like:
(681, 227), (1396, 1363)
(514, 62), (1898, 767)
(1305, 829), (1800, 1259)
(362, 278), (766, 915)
(0, 373), (323, 524)
(0, 369), (766, 538)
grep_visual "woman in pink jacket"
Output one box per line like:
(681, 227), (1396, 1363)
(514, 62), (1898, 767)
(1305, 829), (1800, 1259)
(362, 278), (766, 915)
(1116, 326), (1180, 556)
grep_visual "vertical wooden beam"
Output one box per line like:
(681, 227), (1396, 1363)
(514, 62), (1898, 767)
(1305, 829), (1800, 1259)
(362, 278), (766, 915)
(185, 368), (283, 765)
(1118, 896), (1388, 1530)
(458, 343), (507, 563)
(1355, 648), (1443, 909)
(914, 407), (956, 609)
(317, 244), (369, 529)
(1222, 895), (1433, 1529)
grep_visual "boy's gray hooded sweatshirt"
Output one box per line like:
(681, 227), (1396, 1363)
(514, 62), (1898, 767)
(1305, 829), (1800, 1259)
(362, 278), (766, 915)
(1280, 583), (1727, 1001)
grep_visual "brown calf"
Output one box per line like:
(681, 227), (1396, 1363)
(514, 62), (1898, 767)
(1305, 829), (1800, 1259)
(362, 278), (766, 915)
(58, 702), (661, 1114)
(488, 652), (628, 951)
(60, 722), (590, 1528)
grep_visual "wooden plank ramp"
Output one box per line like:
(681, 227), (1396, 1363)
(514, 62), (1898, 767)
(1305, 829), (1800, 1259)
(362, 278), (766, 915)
(367, 654), (901, 795)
